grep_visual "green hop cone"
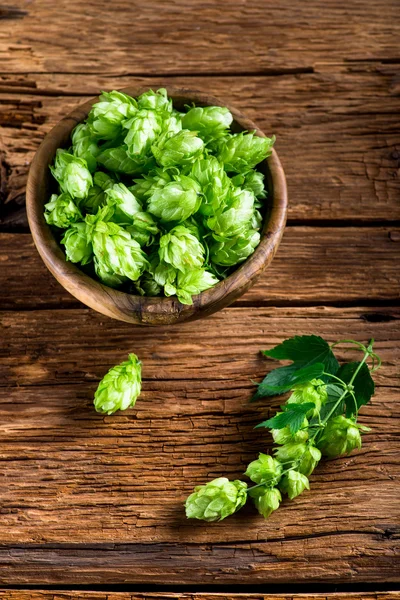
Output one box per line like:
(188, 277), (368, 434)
(251, 209), (263, 230)
(147, 174), (202, 222)
(279, 470), (310, 500)
(244, 453), (282, 485)
(271, 417), (309, 445)
(288, 378), (328, 417)
(185, 477), (247, 522)
(88, 90), (138, 139)
(126, 211), (159, 246)
(252, 487), (282, 519)
(137, 88), (173, 112)
(91, 220), (148, 281)
(152, 130), (204, 167)
(190, 156), (231, 216)
(44, 193), (82, 228)
(94, 353), (142, 415)
(215, 131), (275, 173)
(274, 442), (308, 466)
(80, 185), (106, 214)
(105, 183), (142, 222)
(123, 109), (163, 158)
(232, 169), (267, 200)
(210, 228), (260, 266)
(182, 106), (233, 142)
(129, 177), (154, 202)
(317, 415), (362, 458)
(94, 171), (117, 191)
(297, 445), (321, 476)
(97, 145), (156, 176)
(71, 123), (101, 173)
(61, 222), (92, 264)
(207, 187), (255, 237)
(159, 225), (205, 272)
(50, 150), (93, 200)
(134, 271), (162, 297)
(94, 256), (128, 288)
(162, 113), (183, 137)
(175, 268), (219, 305)
(153, 260), (178, 297)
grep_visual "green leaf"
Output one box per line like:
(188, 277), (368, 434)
(315, 383), (344, 423)
(337, 362), (375, 417)
(252, 362), (325, 400)
(256, 402), (315, 434)
(262, 335), (339, 378)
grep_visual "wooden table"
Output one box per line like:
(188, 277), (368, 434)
(0, 0), (399, 597)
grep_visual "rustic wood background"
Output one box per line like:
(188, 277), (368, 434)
(0, 0), (399, 596)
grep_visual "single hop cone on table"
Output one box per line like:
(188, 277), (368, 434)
(94, 354), (142, 415)
(279, 470), (310, 500)
(185, 477), (247, 522)
(244, 453), (282, 485)
(251, 487), (282, 519)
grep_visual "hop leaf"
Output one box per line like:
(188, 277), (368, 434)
(182, 106), (233, 141)
(152, 130), (204, 167)
(210, 228), (260, 266)
(317, 415), (362, 458)
(175, 268), (219, 305)
(94, 353), (142, 415)
(105, 183), (142, 222)
(215, 132), (274, 173)
(185, 477), (247, 522)
(252, 487), (281, 519)
(159, 225), (205, 272)
(88, 91), (138, 139)
(91, 220), (149, 281)
(279, 470), (310, 499)
(50, 150), (93, 199)
(71, 123), (101, 173)
(207, 187), (255, 237)
(61, 222), (92, 264)
(137, 88), (173, 113)
(147, 174), (202, 222)
(244, 453), (282, 485)
(123, 109), (163, 158)
(44, 193), (82, 228)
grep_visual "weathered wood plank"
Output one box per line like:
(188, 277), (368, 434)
(1, 228), (399, 310)
(0, 593), (399, 600)
(1, 66), (399, 225)
(0, 0), (399, 75)
(0, 307), (398, 583)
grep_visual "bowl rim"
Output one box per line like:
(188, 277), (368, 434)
(26, 86), (288, 324)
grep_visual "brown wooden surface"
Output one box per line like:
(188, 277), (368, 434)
(0, 595), (398, 600)
(0, 0), (399, 591)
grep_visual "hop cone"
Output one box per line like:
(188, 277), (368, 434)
(94, 354), (142, 415)
(185, 477), (247, 522)
(317, 415), (362, 458)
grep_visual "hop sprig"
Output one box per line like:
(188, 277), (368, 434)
(185, 336), (380, 522)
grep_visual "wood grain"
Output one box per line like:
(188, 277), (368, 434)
(1, 0), (399, 75)
(0, 228), (399, 310)
(0, 306), (398, 583)
(1, 66), (400, 226)
(0, 594), (399, 600)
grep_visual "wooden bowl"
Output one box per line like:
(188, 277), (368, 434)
(26, 87), (288, 325)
